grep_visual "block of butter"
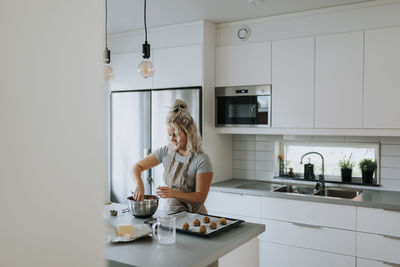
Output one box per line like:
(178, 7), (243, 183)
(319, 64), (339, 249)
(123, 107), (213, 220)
(117, 224), (134, 238)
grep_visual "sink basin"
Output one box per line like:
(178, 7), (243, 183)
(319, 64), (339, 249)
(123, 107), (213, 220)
(313, 188), (362, 199)
(273, 185), (315, 195)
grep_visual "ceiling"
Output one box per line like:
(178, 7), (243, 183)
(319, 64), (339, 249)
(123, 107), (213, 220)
(107, 0), (374, 34)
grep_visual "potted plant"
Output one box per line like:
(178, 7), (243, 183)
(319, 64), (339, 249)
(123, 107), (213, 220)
(338, 154), (355, 182)
(359, 159), (377, 184)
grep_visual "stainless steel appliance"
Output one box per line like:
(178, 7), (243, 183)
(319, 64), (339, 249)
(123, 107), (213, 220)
(110, 87), (201, 203)
(215, 85), (271, 127)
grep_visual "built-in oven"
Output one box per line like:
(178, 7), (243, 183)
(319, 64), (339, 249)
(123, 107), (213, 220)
(215, 85), (271, 127)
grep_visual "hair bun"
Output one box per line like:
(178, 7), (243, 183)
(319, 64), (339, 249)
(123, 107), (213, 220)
(172, 99), (188, 112)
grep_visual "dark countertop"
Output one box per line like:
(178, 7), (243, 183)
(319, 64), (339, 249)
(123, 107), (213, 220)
(210, 179), (400, 211)
(105, 203), (265, 267)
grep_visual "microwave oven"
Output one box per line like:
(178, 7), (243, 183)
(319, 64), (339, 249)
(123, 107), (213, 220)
(215, 85), (271, 127)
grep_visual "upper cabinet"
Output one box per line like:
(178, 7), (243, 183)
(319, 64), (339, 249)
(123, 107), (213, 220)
(109, 52), (153, 91)
(216, 42), (271, 87)
(315, 31), (364, 128)
(153, 45), (202, 88)
(271, 37), (315, 128)
(364, 26), (400, 128)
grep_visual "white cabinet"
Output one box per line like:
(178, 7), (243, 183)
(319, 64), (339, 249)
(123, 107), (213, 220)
(357, 207), (400, 237)
(216, 42), (271, 87)
(153, 45), (202, 88)
(358, 258), (399, 267)
(109, 52), (153, 91)
(261, 197), (356, 230)
(271, 37), (314, 128)
(357, 232), (400, 265)
(364, 26), (400, 128)
(259, 218), (356, 256)
(315, 31), (363, 128)
(260, 241), (355, 267)
(357, 206), (400, 265)
(205, 191), (261, 218)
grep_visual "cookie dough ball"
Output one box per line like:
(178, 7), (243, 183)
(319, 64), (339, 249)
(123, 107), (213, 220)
(182, 222), (189, 230)
(209, 222), (217, 230)
(193, 219), (201, 227)
(219, 218), (227, 225)
(199, 225), (207, 234)
(202, 216), (210, 223)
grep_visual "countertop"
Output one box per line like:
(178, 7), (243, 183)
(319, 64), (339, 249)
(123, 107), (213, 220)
(105, 203), (265, 267)
(210, 179), (400, 211)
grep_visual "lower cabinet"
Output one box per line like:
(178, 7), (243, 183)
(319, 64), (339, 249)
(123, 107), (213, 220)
(357, 232), (400, 265)
(259, 241), (355, 267)
(259, 219), (356, 256)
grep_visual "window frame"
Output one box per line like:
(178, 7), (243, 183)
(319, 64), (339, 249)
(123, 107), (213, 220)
(279, 141), (380, 184)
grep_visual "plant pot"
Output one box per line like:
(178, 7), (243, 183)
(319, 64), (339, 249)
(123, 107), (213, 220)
(362, 170), (374, 184)
(341, 168), (352, 183)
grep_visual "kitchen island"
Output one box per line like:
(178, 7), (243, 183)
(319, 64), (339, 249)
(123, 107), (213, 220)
(105, 203), (265, 267)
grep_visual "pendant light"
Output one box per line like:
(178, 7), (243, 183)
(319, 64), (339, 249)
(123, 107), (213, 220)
(137, 0), (155, 78)
(104, 0), (115, 81)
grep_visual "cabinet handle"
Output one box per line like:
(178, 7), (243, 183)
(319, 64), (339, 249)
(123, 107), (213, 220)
(291, 222), (322, 229)
(382, 261), (400, 267)
(382, 234), (400, 241)
(383, 208), (400, 212)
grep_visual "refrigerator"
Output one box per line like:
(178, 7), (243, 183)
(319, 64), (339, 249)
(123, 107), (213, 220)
(110, 87), (202, 203)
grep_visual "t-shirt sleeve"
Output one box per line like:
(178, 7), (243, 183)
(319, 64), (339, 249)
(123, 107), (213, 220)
(153, 146), (169, 163)
(196, 153), (213, 174)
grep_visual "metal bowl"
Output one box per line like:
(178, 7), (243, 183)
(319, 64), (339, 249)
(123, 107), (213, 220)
(127, 195), (159, 218)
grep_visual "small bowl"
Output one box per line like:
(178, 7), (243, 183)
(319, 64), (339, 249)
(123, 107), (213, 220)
(127, 195), (159, 218)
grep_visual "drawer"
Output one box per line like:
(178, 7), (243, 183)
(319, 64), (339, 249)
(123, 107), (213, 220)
(358, 258), (400, 267)
(260, 241), (355, 267)
(205, 191), (261, 218)
(357, 207), (400, 237)
(357, 232), (400, 264)
(259, 219), (356, 256)
(261, 197), (356, 230)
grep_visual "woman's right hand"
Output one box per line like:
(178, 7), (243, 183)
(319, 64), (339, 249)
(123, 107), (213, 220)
(133, 181), (145, 201)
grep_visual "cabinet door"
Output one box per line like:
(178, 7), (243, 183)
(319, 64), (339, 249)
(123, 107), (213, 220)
(357, 207), (400, 237)
(364, 26), (400, 128)
(315, 31), (363, 128)
(216, 42), (271, 87)
(357, 232), (400, 264)
(271, 37), (314, 128)
(205, 191), (261, 218)
(259, 218), (356, 256)
(358, 258), (394, 267)
(109, 52), (153, 91)
(260, 241), (355, 267)
(153, 45), (202, 88)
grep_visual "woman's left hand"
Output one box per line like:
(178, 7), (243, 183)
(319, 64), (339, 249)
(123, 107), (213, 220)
(156, 186), (177, 198)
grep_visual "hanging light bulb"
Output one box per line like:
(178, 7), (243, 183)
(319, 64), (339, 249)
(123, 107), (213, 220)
(104, 0), (115, 81)
(105, 48), (115, 81)
(137, 0), (154, 78)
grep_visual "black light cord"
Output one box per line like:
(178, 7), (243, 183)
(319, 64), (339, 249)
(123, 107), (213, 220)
(144, 0), (147, 42)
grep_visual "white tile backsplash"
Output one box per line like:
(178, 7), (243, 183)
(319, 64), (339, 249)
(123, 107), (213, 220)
(232, 134), (400, 191)
(233, 141), (256, 151)
(255, 141), (275, 151)
(381, 156), (400, 168)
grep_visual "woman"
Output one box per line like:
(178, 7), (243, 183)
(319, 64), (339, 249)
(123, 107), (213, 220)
(132, 99), (213, 213)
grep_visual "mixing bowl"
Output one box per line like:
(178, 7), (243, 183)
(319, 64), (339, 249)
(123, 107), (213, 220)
(127, 195), (159, 218)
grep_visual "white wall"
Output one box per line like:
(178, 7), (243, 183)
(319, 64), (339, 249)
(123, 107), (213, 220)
(0, 1), (106, 266)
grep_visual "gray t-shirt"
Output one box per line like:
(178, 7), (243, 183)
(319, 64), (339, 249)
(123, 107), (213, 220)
(154, 145), (213, 190)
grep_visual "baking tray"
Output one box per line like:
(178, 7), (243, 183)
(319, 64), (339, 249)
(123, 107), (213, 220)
(144, 211), (244, 237)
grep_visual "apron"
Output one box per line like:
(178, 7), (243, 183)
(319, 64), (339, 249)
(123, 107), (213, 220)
(163, 151), (207, 214)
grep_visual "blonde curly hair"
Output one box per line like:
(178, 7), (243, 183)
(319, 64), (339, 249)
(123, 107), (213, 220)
(166, 99), (202, 154)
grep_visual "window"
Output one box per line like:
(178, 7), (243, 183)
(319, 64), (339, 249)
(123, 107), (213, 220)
(280, 142), (379, 182)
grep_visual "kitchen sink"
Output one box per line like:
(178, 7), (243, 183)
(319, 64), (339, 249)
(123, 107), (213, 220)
(313, 188), (362, 199)
(273, 185), (315, 195)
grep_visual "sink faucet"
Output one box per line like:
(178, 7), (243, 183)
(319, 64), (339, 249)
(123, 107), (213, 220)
(300, 152), (325, 192)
